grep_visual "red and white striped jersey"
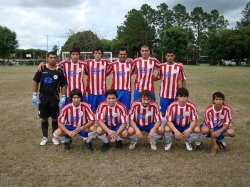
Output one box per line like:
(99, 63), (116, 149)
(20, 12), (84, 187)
(158, 62), (186, 98)
(58, 102), (95, 127)
(58, 60), (86, 97)
(166, 101), (198, 127)
(204, 104), (232, 128)
(96, 101), (127, 128)
(108, 60), (133, 92)
(132, 57), (160, 92)
(85, 59), (110, 95)
(129, 100), (162, 126)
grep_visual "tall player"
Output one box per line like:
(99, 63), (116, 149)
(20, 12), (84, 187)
(107, 48), (133, 110)
(96, 89), (128, 152)
(154, 49), (186, 122)
(85, 48), (110, 112)
(164, 88), (200, 151)
(128, 90), (163, 151)
(53, 89), (96, 151)
(197, 92), (235, 155)
(132, 45), (160, 101)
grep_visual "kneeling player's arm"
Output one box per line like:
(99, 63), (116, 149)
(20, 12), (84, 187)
(116, 123), (126, 136)
(189, 121), (197, 132)
(130, 120), (140, 132)
(83, 120), (95, 130)
(58, 122), (71, 134)
(167, 121), (178, 133)
(98, 120), (111, 133)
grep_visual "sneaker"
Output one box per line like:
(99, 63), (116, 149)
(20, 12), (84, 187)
(40, 137), (48, 146)
(129, 141), (138, 150)
(185, 141), (193, 151)
(85, 142), (94, 151)
(195, 141), (202, 150)
(64, 138), (72, 150)
(164, 142), (173, 151)
(216, 140), (227, 150)
(116, 140), (123, 149)
(150, 140), (157, 151)
(52, 138), (60, 145)
(100, 142), (110, 152)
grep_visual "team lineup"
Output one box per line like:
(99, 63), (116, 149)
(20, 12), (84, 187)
(32, 45), (236, 155)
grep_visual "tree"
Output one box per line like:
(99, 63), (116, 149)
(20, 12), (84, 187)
(208, 10), (228, 31)
(172, 4), (190, 28)
(236, 2), (250, 28)
(61, 30), (102, 52)
(0, 25), (18, 59)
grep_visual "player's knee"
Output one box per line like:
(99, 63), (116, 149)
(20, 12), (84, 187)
(194, 126), (200, 134)
(201, 126), (209, 135)
(96, 127), (104, 135)
(164, 126), (171, 133)
(157, 126), (164, 135)
(121, 130), (128, 138)
(128, 127), (135, 135)
(226, 129), (236, 137)
(89, 125), (96, 132)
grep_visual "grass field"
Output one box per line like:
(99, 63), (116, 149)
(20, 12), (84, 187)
(0, 65), (250, 187)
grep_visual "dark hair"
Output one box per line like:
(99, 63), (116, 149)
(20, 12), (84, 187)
(176, 88), (189, 97)
(93, 47), (103, 54)
(47, 51), (57, 57)
(70, 47), (80, 55)
(118, 48), (127, 54)
(140, 45), (150, 51)
(166, 48), (174, 54)
(105, 89), (117, 98)
(140, 90), (152, 100)
(212, 92), (225, 100)
(70, 89), (83, 102)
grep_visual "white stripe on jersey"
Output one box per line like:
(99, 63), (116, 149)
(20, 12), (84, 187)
(166, 101), (198, 127)
(96, 101), (127, 127)
(129, 100), (162, 126)
(58, 102), (95, 127)
(58, 60), (86, 97)
(132, 57), (160, 92)
(204, 104), (232, 128)
(158, 62), (186, 98)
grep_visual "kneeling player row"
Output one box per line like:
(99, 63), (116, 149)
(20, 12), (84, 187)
(50, 88), (235, 155)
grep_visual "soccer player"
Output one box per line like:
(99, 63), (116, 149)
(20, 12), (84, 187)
(197, 92), (235, 155)
(128, 90), (163, 151)
(132, 45), (160, 101)
(107, 48), (133, 110)
(96, 89), (128, 152)
(154, 49), (186, 120)
(84, 48), (110, 112)
(32, 51), (67, 146)
(164, 88), (200, 151)
(53, 89), (96, 150)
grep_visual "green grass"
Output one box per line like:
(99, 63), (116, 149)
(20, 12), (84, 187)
(0, 65), (250, 187)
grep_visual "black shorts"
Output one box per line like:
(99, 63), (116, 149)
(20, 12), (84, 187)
(38, 95), (59, 119)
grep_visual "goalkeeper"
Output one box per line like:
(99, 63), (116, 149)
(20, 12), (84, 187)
(32, 51), (67, 146)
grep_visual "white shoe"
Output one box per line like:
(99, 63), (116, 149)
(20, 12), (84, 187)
(164, 142), (173, 151)
(150, 140), (157, 151)
(185, 141), (193, 151)
(52, 137), (60, 145)
(40, 137), (48, 146)
(129, 141), (137, 150)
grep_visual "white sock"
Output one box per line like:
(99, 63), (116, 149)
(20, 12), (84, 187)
(98, 134), (109, 143)
(161, 117), (166, 127)
(53, 133), (70, 143)
(164, 132), (172, 143)
(153, 133), (162, 141)
(188, 133), (200, 142)
(223, 137), (232, 141)
(129, 135), (138, 142)
(117, 136), (123, 141)
(86, 131), (97, 143)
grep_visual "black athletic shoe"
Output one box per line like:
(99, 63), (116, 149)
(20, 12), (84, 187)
(195, 141), (203, 150)
(85, 142), (94, 151)
(100, 142), (110, 152)
(216, 140), (227, 150)
(64, 138), (72, 150)
(116, 140), (123, 149)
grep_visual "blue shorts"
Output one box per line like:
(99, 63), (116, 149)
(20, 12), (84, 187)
(136, 122), (155, 133)
(64, 125), (87, 137)
(134, 89), (156, 101)
(107, 123), (121, 132)
(160, 98), (176, 113)
(87, 93), (106, 112)
(174, 123), (190, 133)
(200, 124), (224, 140)
(65, 96), (87, 105)
(116, 90), (131, 110)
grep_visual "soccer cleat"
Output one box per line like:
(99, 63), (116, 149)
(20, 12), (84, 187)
(64, 138), (72, 150)
(195, 141), (203, 150)
(150, 140), (157, 151)
(100, 142), (110, 152)
(40, 137), (48, 146)
(129, 141), (138, 150)
(216, 140), (227, 150)
(185, 141), (193, 151)
(52, 138), (60, 145)
(85, 142), (94, 151)
(116, 140), (123, 149)
(164, 142), (173, 151)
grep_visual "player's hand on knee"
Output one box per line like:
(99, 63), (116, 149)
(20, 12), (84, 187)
(58, 95), (66, 109)
(175, 131), (183, 140)
(32, 92), (41, 106)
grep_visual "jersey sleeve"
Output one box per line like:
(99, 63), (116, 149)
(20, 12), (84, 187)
(224, 108), (232, 127)
(58, 68), (68, 87)
(178, 65), (187, 81)
(166, 105), (174, 122)
(33, 71), (42, 83)
(85, 104), (95, 121)
(191, 106), (198, 122)
(128, 103), (136, 121)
